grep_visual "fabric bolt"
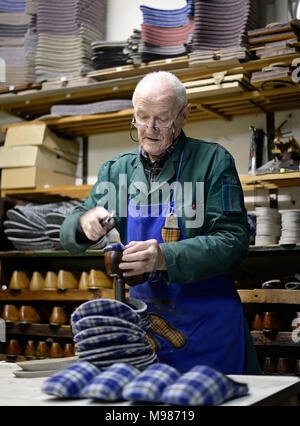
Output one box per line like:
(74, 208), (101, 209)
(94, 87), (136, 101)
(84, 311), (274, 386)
(122, 363), (180, 402)
(41, 361), (100, 398)
(161, 365), (248, 406)
(80, 363), (140, 401)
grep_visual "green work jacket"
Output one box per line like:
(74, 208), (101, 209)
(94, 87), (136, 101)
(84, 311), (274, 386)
(60, 132), (249, 284)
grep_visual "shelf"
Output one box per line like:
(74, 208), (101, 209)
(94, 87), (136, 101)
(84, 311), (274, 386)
(240, 171), (300, 192)
(1, 184), (93, 202)
(0, 250), (103, 257)
(0, 245), (299, 260)
(5, 322), (73, 338)
(238, 289), (300, 304)
(0, 289), (114, 301)
(2, 171), (300, 200)
(0, 54), (299, 136)
(248, 244), (300, 252)
(251, 331), (300, 347)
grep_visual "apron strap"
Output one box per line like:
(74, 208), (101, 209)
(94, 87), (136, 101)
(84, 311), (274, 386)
(170, 148), (185, 211)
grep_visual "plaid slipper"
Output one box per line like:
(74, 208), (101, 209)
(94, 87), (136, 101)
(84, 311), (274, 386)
(122, 363), (180, 402)
(80, 362), (140, 401)
(41, 361), (100, 398)
(71, 299), (145, 329)
(161, 365), (249, 406)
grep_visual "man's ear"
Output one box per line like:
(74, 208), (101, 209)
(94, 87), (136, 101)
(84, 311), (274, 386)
(181, 103), (191, 127)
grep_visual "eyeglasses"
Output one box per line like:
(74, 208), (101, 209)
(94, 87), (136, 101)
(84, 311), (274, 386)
(130, 105), (186, 143)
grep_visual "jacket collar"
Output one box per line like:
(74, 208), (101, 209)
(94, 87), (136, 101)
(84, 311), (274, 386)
(130, 131), (190, 198)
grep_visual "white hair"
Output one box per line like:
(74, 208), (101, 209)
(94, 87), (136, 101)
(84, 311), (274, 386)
(132, 71), (187, 110)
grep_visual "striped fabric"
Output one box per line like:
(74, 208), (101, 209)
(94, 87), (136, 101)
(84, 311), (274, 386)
(192, 0), (257, 50)
(140, 0), (194, 28)
(122, 363), (180, 402)
(0, 0), (25, 13)
(161, 365), (249, 406)
(139, 1), (194, 62)
(141, 20), (194, 47)
(80, 363), (140, 401)
(41, 361), (100, 398)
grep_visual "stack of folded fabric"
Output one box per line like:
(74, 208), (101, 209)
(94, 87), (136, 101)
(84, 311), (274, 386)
(3, 201), (109, 251)
(189, 0), (257, 68)
(138, 0), (195, 63)
(124, 29), (142, 65)
(279, 210), (300, 245)
(0, 0), (31, 87)
(50, 99), (133, 117)
(42, 360), (249, 405)
(35, 0), (106, 81)
(91, 40), (129, 70)
(71, 299), (157, 370)
(44, 203), (114, 250)
(254, 206), (281, 246)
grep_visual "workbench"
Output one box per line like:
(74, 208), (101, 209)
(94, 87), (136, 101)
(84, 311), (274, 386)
(0, 363), (300, 406)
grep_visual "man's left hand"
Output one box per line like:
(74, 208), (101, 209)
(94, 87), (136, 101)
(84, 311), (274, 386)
(119, 239), (167, 277)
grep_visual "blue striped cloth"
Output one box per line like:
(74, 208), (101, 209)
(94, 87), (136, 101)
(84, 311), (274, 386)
(41, 362), (100, 398)
(161, 365), (249, 406)
(0, 0), (25, 12)
(80, 363), (140, 401)
(122, 363), (180, 402)
(140, 0), (194, 28)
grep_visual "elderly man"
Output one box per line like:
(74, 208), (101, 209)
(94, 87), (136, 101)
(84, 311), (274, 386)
(61, 71), (258, 375)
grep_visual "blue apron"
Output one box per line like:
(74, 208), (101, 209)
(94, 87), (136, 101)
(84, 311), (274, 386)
(126, 150), (245, 374)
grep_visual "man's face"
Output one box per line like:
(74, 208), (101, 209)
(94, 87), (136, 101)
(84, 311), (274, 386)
(133, 85), (186, 161)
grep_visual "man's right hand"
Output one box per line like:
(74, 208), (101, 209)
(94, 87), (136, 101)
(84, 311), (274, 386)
(79, 206), (114, 241)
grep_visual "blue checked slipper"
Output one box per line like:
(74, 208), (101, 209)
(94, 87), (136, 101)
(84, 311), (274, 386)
(122, 363), (180, 402)
(161, 365), (249, 406)
(41, 361), (100, 398)
(80, 362), (140, 401)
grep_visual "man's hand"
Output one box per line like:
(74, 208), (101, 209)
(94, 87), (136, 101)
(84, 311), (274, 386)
(119, 239), (167, 277)
(79, 206), (114, 241)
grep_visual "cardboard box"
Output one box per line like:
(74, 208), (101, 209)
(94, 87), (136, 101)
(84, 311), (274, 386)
(0, 146), (77, 175)
(1, 167), (75, 189)
(4, 123), (79, 164)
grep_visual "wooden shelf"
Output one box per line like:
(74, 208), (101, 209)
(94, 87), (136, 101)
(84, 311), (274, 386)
(0, 249), (103, 258)
(0, 54), (299, 137)
(251, 331), (300, 347)
(2, 171), (300, 200)
(5, 322), (73, 338)
(240, 171), (300, 192)
(238, 289), (300, 304)
(0, 288), (114, 301)
(248, 244), (300, 252)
